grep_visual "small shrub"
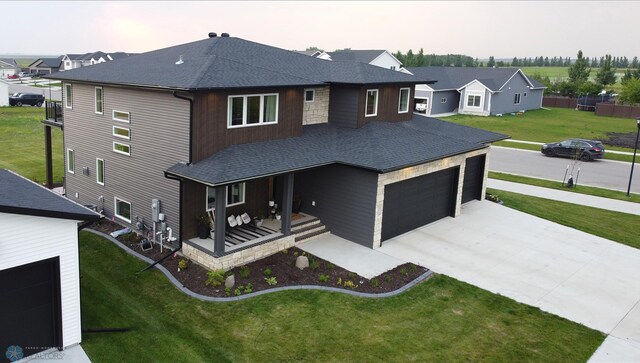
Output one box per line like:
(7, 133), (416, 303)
(370, 278), (379, 288)
(348, 272), (356, 279)
(178, 259), (188, 270)
(385, 274), (393, 283)
(239, 265), (250, 278)
(336, 277), (342, 286)
(400, 267), (409, 277)
(293, 251), (299, 257)
(244, 283), (253, 293)
(409, 264), (417, 272)
(319, 274), (329, 283)
(234, 287), (243, 296)
(225, 287), (231, 296)
(281, 249), (288, 254)
(343, 280), (357, 289)
(326, 262), (335, 270)
(310, 259), (320, 270)
(205, 269), (226, 287)
(265, 277), (278, 286)
(263, 268), (272, 277)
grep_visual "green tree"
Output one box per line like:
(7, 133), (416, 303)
(596, 55), (617, 87)
(557, 80), (578, 97)
(619, 78), (640, 104)
(415, 48), (425, 67)
(568, 50), (590, 85)
(530, 72), (553, 95)
(487, 56), (495, 67)
(578, 81), (602, 95)
(405, 49), (415, 67)
(305, 46), (323, 52)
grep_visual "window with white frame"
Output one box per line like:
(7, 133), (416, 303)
(95, 87), (103, 114)
(514, 93), (521, 105)
(467, 94), (482, 108)
(304, 89), (315, 102)
(113, 141), (131, 156)
(365, 89), (378, 117)
(398, 88), (410, 113)
(66, 148), (75, 174)
(96, 158), (104, 185)
(390, 66), (396, 70)
(441, 97), (447, 103)
(206, 182), (246, 209)
(228, 94), (278, 127)
(114, 197), (131, 222)
(65, 84), (72, 109)
(112, 126), (130, 140)
(113, 110), (130, 123)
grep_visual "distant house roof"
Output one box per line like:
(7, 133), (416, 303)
(406, 67), (546, 91)
(296, 50), (322, 57)
(0, 58), (17, 68)
(29, 56), (63, 68)
(48, 37), (434, 90)
(0, 169), (101, 221)
(107, 52), (134, 60)
(166, 116), (507, 186)
(328, 50), (388, 63)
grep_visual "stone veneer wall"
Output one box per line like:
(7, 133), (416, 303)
(372, 147), (491, 249)
(302, 86), (330, 125)
(182, 235), (296, 271)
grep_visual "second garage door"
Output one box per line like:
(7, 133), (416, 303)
(381, 167), (459, 242)
(462, 155), (486, 203)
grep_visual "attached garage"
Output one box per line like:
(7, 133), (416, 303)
(462, 155), (486, 203)
(381, 167), (459, 241)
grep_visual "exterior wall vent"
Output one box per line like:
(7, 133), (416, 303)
(82, 167), (90, 176)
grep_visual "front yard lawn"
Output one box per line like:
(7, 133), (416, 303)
(488, 188), (640, 250)
(79, 231), (603, 362)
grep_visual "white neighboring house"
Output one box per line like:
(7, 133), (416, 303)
(0, 58), (18, 78)
(60, 51), (133, 71)
(310, 49), (412, 73)
(0, 169), (100, 361)
(0, 80), (8, 106)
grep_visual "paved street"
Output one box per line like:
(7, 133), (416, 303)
(8, 83), (61, 101)
(490, 146), (640, 194)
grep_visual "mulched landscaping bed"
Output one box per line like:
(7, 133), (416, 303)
(604, 132), (638, 149)
(88, 219), (428, 298)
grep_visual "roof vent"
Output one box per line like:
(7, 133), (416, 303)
(221, 33), (230, 37)
(208, 32), (217, 38)
(175, 55), (184, 65)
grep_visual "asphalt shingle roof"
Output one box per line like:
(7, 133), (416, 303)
(48, 37), (432, 89)
(406, 67), (545, 91)
(0, 169), (101, 221)
(166, 116), (507, 186)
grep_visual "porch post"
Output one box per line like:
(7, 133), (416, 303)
(44, 125), (53, 189)
(281, 172), (294, 236)
(213, 186), (226, 256)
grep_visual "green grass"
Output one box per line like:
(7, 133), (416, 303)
(520, 66), (627, 92)
(488, 188), (640, 250)
(79, 231), (603, 362)
(0, 106), (63, 183)
(489, 171), (640, 203)
(494, 140), (636, 163)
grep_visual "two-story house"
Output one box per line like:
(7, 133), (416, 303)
(48, 33), (506, 271)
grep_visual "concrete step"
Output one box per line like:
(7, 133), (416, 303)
(294, 224), (326, 238)
(295, 228), (330, 243)
(291, 217), (320, 232)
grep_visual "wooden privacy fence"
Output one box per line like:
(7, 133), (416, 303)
(595, 103), (640, 119)
(542, 97), (577, 109)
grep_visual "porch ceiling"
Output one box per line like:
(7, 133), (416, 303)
(166, 116), (508, 186)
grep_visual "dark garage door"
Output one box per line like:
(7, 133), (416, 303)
(381, 167), (459, 241)
(0, 258), (62, 361)
(462, 155), (486, 203)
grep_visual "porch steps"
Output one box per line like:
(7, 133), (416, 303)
(293, 219), (329, 243)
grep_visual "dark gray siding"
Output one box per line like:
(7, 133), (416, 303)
(295, 165), (378, 247)
(431, 90), (460, 115)
(328, 86), (359, 128)
(63, 83), (190, 238)
(490, 72), (544, 115)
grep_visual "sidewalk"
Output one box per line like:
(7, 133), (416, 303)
(487, 179), (640, 216)
(504, 139), (635, 156)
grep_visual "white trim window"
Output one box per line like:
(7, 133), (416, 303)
(66, 148), (75, 174)
(206, 182), (246, 209)
(441, 97), (447, 103)
(112, 125), (131, 140)
(514, 93), (521, 105)
(65, 83), (73, 109)
(365, 89), (378, 117)
(96, 158), (104, 185)
(228, 93), (278, 128)
(114, 197), (132, 223)
(304, 89), (315, 102)
(398, 87), (410, 113)
(466, 94), (482, 108)
(112, 110), (130, 123)
(113, 141), (131, 156)
(95, 87), (103, 114)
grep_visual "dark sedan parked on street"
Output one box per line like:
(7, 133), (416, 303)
(541, 139), (605, 161)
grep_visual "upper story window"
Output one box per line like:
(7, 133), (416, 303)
(365, 89), (378, 117)
(398, 88), (410, 113)
(441, 97), (447, 103)
(113, 141), (131, 156)
(514, 93), (521, 105)
(228, 93), (278, 128)
(112, 126), (130, 140)
(96, 158), (105, 185)
(467, 94), (482, 108)
(304, 89), (315, 102)
(113, 110), (130, 123)
(65, 84), (72, 109)
(390, 66), (396, 70)
(95, 87), (103, 114)
(66, 148), (75, 174)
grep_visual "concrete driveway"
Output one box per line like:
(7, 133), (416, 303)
(378, 200), (640, 361)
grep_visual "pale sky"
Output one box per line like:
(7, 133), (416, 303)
(3, 1), (639, 59)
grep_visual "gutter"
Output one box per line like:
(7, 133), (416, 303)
(172, 92), (194, 164)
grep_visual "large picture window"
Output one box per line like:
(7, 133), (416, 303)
(398, 88), (410, 113)
(365, 89), (378, 117)
(206, 182), (246, 209)
(467, 94), (482, 108)
(228, 94), (278, 128)
(114, 197), (131, 223)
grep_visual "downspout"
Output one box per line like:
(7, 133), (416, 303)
(172, 91), (194, 164)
